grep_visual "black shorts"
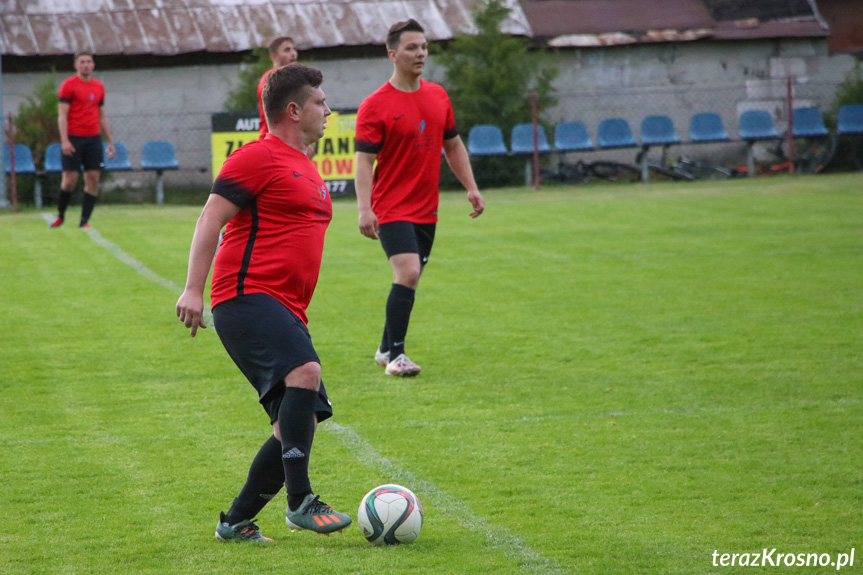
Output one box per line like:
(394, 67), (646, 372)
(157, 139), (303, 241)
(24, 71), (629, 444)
(212, 293), (333, 424)
(62, 135), (104, 172)
(378, 221), (436, 266)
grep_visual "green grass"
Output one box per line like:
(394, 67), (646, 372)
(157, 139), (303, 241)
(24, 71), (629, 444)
(1, 174), (861, 574)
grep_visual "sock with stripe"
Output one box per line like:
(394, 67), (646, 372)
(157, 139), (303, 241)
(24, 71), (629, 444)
(277, 386), (317, 511)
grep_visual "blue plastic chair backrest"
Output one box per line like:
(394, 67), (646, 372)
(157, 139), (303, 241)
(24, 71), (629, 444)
(837, 103), (863, 135)
(4, 144), (36, 174)
(640, 115), (680, 146)
(791, 107), (828, 138)
(44, 142), (64, 172)
(141, 140), (179, 170)
(689, 112), (730, 143)
(467, 125), (508, 156)
(554, 121), (594, 151)
(510, 123), (551, 154)
(104, 141), (133, 170)
(738, 110), (778, 141)
(597, 118), (637, 149)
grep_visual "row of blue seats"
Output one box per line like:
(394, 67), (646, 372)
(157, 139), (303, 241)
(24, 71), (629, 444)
(3, 140), (179, 175)
(467, 103), (863, 156)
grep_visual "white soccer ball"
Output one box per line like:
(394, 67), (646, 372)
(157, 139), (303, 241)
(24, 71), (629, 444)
(357, 484), (423, 545)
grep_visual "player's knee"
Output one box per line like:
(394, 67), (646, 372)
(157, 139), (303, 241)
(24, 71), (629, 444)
(284, 361), (321, 391)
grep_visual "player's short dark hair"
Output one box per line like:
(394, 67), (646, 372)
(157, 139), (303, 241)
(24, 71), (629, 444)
(386, 19), (425, 50)
(268, 36), (295, 55)
(74, 50), (94, 61)
(263, 63), (323, 127)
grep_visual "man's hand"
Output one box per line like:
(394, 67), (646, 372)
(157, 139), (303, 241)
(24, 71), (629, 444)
(359, 208), (379, 240)
(106, 142), (116, 160)
(61, 140), (75, 156)
(468, 189), (485, 218)
(176, 291), (207, 337)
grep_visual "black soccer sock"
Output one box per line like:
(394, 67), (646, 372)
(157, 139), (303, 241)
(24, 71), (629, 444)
(57, 190), (73, 220)
(277, 387), (318, 511)
(386, 283), (416, 359)
(80, 193), (97, 225)
(224, 435), (284, 524)
(379, 324), (389, 354)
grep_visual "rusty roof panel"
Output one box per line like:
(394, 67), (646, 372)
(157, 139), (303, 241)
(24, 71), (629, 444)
(163, 7), (208, 54)
(110, 9), (152, 54)
(27, 14), (67, 55)
(0, 15), (39, 55)
(135, 8), (179, 55)
(189, 7), (234, 53)
(83, 11), (126, 54)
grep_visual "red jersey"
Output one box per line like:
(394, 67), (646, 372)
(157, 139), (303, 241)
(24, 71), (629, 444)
(355, 80), (457, 224)
(257, 69), (271, 140)
(58, 75), (105, 137)
(210, 134), (332, 325)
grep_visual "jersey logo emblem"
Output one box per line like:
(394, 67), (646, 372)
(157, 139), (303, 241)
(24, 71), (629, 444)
(394, 114), (404, 121)
(319, 184), (328, 200)
(293, 171), (304, 177)
(418, 120), (426, 134)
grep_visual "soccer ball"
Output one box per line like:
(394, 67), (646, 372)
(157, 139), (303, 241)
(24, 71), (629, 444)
(357, 484), (423, 545)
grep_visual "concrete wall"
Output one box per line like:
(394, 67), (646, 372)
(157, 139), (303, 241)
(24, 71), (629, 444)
(2, 38), (856, 188)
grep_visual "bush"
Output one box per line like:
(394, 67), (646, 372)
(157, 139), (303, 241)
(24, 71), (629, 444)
(828, 61), (863, 171)
(434, 0), (558, 188)
(223, 47), (271, 113)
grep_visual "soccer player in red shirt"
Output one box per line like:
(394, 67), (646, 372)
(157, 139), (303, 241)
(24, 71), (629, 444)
(51, 51), (115, 229)
(355, 19), (484, 377)
(176, 64), (352, 540)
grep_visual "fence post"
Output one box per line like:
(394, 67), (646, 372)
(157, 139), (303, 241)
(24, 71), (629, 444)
(786, 76), (795, 175)
(531, 91), (540, 190)
(4, 113), (18, 212)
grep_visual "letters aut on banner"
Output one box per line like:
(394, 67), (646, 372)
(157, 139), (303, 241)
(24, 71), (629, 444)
(210, 110), (357, 196)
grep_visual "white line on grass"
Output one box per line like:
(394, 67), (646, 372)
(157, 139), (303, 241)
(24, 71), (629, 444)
(328, 422), (565, 574)
(41, 211), (213, 322)
(45, 211), (558, 572)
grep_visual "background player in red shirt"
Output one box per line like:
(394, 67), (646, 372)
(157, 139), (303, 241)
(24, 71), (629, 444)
(176, 64), (351, 540)
(51, 51), (115, 228)
(257, 37), (298, 140)
(355, 19), (484, 377)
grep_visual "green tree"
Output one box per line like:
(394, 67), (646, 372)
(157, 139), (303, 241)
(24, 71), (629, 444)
(828, 61), (863, 170)
(14, 72), (59, 167)
(434, 0), (558, 187)
(223, 47), (272, 112)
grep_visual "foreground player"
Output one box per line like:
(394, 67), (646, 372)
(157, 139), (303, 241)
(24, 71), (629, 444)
(355, 19), (484, 376)
(51, 51), (115, 229)
(176, 64), (351, 541)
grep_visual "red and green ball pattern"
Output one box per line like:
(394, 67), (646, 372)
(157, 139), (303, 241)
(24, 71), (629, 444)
(358, 484), (423, 545)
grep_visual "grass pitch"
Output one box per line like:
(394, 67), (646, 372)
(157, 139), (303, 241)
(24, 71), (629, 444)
(1, 174), (861, 574)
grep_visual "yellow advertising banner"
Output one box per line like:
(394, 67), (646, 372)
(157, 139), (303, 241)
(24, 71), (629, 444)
(210, 110), (357, 195)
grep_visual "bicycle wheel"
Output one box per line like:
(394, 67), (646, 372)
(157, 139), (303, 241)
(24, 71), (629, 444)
(588, 160), (641, 183)
(675, 158), (732, 180)
(794, 135), (837, 174)
(647, 162), (695, 181)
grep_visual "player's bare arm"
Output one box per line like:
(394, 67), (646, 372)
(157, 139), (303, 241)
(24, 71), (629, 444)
(58, 102), (74, 155)
(99, 108), (115, 160)
(176, 194), (240, 337)
(443, 136), (484, 218)
(355, 151), (380, 239)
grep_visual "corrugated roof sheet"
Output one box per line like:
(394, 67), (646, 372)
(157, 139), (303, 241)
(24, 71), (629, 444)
(520, 0), (828, 47)
(0, 0), (532, 56)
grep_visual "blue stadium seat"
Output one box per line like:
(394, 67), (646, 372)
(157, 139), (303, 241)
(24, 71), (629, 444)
(689, 112), (730, 143)
(510, 123), (551, 154)
(466, 125), (507, 156)
(640, 115), (680, 147)
(553, 121), (594, 152)
(836, 103), (863, 135)
(104, 141), (133, 171)
(3, 144), (36, 174)
(791, 107), (829, 138)
(44, 142), (64, 173)
(597, 118), (637, 149)
(141, 140), (179, 205)
(738, 110), (779, 141)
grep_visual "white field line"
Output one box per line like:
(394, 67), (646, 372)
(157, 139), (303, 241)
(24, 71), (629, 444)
(328, 422), (565, 574)
(44, 211), (560, 572)
(42, 212), (212, 324)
